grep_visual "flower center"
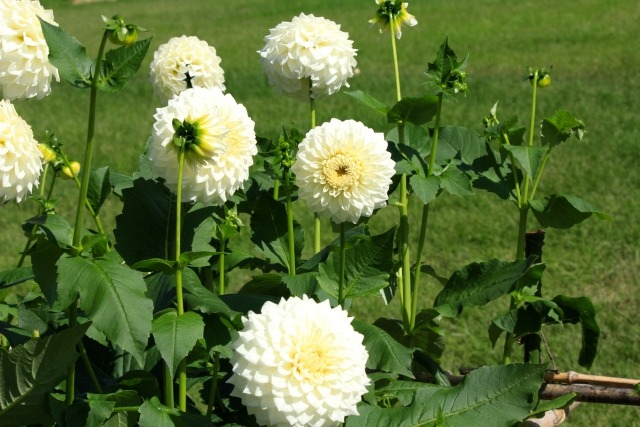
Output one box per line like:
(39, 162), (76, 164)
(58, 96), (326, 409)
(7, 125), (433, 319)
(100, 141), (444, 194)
(290, 344), (329, 383)
(322, 153), (362, 193)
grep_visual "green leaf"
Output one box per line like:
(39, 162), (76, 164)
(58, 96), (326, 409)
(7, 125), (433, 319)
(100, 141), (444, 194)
(439, 167), (474, 196)
(39, 19), (93, 88)
(30, 237), (64, 305)
(347, 364), (546, 427)
(352, 320), (414, 378)
(56, 256), (153, 366)
(132, 258), (177, 274)
(436, 126), (485, 164)
(552, 295), (600, 369)
(250, 193), (303, 271)
(344, 90), (389, 116)
(0, 267), (34, 290)
(87, 166), (111, 214)
(0, 324), (90, 426)
(97, 38), (152, 92)
(182, 272), (238, 321)
(528, 393), (577, 420)
(541, 110), (586, 148)
(317, 228), (395, 300)
(26, 214), (75, 249)
(388, 96), (439, 126)
(410, 174), (440, 205)
(152, 310), (204, 376)
(530, 194), (610, 229)
(503, 145), (549, 180)
(346, 364), (546, 427)
(376, 380), (436, 406)
(138, 396), (178, 427)
(434, 258), (533, 317)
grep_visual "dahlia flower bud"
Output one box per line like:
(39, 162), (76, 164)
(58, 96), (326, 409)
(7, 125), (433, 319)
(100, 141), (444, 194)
(228, 296), (370, 427)
(292, 119), (396, 224)
(0, 0), (60, 100)
(60, 160), (80, 180)
(37, 143), (56, 164)
(258, 13), (357, 101)
(149, 35), (225, 103)
(0, 99), (42, 203)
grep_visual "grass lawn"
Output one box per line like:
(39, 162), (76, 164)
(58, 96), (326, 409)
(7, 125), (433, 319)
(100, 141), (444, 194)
(2, 0), (639, 425)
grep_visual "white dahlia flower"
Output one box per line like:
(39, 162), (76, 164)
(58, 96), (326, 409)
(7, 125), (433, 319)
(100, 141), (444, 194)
(228, 296), (370, 427)
(292, 119), (396, 224)
(150, 87), (256, 205)
(0, 0), (60, 100)
(0, 99), (42, 203)
(369, 0), (418, 39)
(258, 13), (357, 101)
(149, 35), (225, 103)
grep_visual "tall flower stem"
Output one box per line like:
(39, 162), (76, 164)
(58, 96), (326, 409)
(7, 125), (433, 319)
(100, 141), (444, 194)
(410, 92), (444, 330)
(174, 144), (187, 411)
(206, 352), (221, 416)
(338, 222), (347, 306)
(62, 152), (106, 235)
(503, 72), (539, 364)
(284, 170), (296, 276)
(218, 238), (226, 295)
(388, 22), (412, 333)
(309, 82), (321, 254)
(66, 30), (109, 406)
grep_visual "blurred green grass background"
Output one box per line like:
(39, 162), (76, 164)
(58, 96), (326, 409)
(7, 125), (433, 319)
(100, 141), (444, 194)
(2, 0), (639, 425)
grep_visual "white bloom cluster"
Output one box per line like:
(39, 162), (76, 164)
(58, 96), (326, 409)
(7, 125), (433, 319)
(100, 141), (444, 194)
(150, 87), (256, 205)
(228, 296), (370, 427)
(0, 99), (42, 203)
(149, 35), (225, 103)
(292, 119), (396, 224)
(0, 0), (60, 100)
(258, 13), (357, 101)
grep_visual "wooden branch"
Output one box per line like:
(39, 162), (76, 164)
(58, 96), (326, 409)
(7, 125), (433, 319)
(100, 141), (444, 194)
(544, 371), (639, 389)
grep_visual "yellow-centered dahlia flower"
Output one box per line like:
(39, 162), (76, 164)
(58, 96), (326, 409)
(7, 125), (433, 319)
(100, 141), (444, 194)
(0, 0), (60, 100)
(150, 87), (256, 205)
(0, 99), (42, 203)
(291, 119), (396, 224)
(228, 296), (370, 427)
(149, 35), (225, 103)
(258, 13), (357, 101)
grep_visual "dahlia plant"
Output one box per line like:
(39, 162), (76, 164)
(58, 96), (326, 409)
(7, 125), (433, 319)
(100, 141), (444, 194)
(0, 1), (609, 427)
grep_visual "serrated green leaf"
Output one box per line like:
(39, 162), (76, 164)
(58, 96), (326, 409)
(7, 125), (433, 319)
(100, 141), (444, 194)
(388, 96), (439, 126)
(344, 90), (389, 116)
(436, 126), (485, 164)
(410, 174), (440, 205)
(530, 194), (610, 229)
(26, 214), (74, 249)
(347, 364), (546, 427)
(0, 324), (90, 426)
(152, 310), (204, 376)
(376, 380), (438, 406)
(182, 272), (238, 321)
(528, 393), (577, 420)
(352, 320), (414, 378)
(0, 267), (34, 290)
(87, 166), (111, 214)
(439, 167), (474, 196)
(434, 258), (533, 317)
(97, 38), (152, 92)
(503, 145), (549, 180)
(39, 19), (93, 88)
(541, 110), (586, 148)
(138, 396), (178, 427)
(56, 256), (153, 366)
(131, 258), (177, 274)
(552, 295), (599, 369)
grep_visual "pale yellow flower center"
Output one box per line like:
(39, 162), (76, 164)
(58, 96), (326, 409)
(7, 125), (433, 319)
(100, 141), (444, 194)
(289, 344), (329, 383)
(322, 153), (363, 192)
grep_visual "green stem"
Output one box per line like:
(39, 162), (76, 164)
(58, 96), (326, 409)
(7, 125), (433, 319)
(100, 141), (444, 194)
(502, 132), (523, 206)
(17, 164), (52, 268)
(389, 23), (402, 101)
(163, 363), (174, 407)
(338, 222), (347, 306)
(529, 150), (551, 201)
(309, 84), (321, 254)
(273, 180), (280, 200)
(65, 30), (109, 407)
(206, 353), (220, 417)
(218, 239), (226, 295)
(522, 70), (539, 202)
(410, 93), (444, 330)
(64, 153), (106, 235)
(174, 145), (187, 411)
(284, 170), (296, 276)
(78, 341), (103, 393)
